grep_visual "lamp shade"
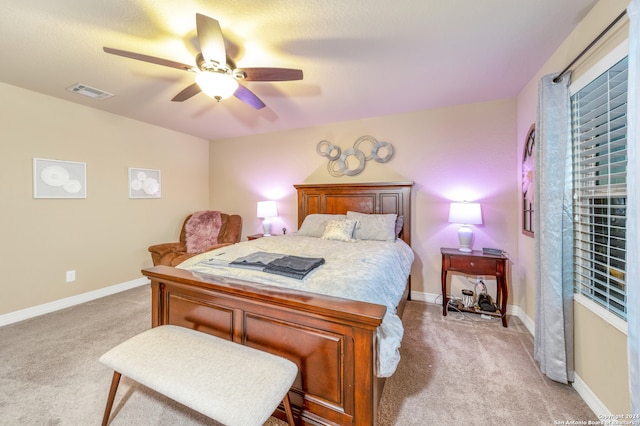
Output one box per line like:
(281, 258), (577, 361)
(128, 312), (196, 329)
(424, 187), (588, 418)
(195, 71), (239, 100)
(448, 202), (482, 225)
(257, 201), (278, 218)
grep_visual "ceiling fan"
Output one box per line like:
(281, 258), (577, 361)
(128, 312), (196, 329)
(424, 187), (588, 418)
(103, 13), (303, 109)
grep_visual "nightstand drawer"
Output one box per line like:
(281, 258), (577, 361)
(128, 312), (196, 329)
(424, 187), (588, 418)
(448, 257), (497, 274)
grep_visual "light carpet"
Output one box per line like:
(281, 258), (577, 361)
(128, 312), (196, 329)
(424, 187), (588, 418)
(378, 301), (597, 425)
(0, 285), (595, 425)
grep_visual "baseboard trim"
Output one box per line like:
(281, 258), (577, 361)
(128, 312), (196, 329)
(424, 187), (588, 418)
(572, 373), (610, 418)
(512, 305), (535, 336)
(0, 277), (150, 327)
(410, 290), (439, 304)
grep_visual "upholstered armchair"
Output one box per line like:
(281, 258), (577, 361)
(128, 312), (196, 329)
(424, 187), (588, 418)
(149, 211), (242, 267)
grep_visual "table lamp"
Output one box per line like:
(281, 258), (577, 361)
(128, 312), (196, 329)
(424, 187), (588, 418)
(448, 201), (482, 252)
(257, 201), (278, 236)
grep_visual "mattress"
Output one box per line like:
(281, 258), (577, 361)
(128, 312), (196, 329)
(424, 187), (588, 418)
(178, 234), (414, 377)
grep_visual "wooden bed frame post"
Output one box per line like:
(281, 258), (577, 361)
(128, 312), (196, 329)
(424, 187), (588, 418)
(150, 281), (160, 328)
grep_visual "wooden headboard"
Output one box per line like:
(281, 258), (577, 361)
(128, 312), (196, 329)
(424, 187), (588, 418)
(294, 181), (413, 246)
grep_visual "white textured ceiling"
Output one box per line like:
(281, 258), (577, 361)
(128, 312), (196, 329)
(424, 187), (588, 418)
(0, 0), (598, 141)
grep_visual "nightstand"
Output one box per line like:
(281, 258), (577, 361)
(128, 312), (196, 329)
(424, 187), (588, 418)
(440, 247), (509, 327)
(247, 234), (281, 240)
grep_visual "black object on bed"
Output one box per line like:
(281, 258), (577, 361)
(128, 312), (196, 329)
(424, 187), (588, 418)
(264, 255), (325, 279)
(229, 251), (325, 279)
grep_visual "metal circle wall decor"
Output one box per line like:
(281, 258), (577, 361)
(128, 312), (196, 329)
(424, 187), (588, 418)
(316, 140), (342, 160)
(316, 140), (330, 156)
(338, 148), (366, 176)
(327, 160), (343, 177)
(353, 135), (378, 160)
(370, 141), (394, 163)
(316, 135), (394, 177)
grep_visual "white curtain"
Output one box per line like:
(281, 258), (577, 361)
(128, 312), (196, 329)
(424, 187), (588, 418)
(626, 0), (639, 416)
(533, 72), (574, 384)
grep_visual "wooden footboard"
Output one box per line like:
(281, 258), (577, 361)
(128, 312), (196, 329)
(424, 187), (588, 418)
(143, 265), (389, 426)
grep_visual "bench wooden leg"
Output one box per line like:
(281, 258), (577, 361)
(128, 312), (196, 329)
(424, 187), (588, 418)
(102, 371), (122, 426)
(283, 392), (296, 426)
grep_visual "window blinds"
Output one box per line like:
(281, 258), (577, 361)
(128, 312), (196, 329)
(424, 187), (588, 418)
(571, 56), (628, 320)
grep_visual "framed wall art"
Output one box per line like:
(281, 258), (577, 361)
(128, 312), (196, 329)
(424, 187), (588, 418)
(129, 168), (161, 199)
(33, 158), (86, 199)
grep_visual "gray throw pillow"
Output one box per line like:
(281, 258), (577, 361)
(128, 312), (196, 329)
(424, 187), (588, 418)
(346, 211), (397, 241)
(297, 214), (346, 237)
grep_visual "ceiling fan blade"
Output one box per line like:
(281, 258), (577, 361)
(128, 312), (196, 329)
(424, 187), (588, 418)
(237, 67), (303, 81)
(171, 83), (202, 102)
(103, 47), (194, 72)
(234, 84), (266, 109)
(196, 14), (227, 65)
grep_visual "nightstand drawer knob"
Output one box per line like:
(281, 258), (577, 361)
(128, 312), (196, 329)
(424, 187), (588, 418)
(470, 262), (474, 267)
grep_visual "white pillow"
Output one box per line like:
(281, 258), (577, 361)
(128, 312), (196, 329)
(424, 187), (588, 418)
(297, 214), (346, 237)
(346, 211), (397, 241)
(321, 219), (357, 242)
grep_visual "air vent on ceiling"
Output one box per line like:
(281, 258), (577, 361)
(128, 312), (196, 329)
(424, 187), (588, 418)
(66, 83), (114, 100)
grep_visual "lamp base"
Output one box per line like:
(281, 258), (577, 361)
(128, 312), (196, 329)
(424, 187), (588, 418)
(457, 225), (473, 252)
(262, 219), (272, 236)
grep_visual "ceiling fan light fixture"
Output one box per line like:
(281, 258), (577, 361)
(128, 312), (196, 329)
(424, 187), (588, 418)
(195, 71), (239, 101)
(103, 14), (302, 108)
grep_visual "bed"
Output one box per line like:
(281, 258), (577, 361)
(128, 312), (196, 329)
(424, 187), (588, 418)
(141, 182), (413, 425)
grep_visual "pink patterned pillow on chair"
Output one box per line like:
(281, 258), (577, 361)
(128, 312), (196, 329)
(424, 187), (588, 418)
(185, 211), (222, 253)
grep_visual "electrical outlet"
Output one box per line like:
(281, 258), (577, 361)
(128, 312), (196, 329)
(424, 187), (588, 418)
(477, 276), (485, 283)
(66, 270), (76, 282)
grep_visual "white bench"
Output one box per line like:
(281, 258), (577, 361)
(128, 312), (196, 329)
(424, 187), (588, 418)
(99, 325), (298, 426)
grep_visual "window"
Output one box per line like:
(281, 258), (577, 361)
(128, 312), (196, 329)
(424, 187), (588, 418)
(570, 55), (628, 321)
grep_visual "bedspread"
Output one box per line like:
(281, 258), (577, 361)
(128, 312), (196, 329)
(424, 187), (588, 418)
(178, 234), (414, 377)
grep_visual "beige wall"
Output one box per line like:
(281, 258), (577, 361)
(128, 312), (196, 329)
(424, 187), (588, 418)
(575, 302), (630, 413)
(210, 99), (519, 299)
(0, 82), (209, 315)
(515, 0), (630, 412)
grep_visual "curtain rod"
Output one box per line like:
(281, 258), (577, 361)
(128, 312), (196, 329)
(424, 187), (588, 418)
(553, 9), (628, 83)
